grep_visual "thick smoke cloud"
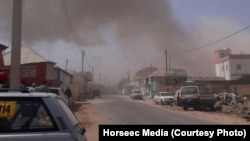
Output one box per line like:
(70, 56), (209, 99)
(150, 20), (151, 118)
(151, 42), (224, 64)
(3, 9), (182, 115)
(0, 0), (218, 84)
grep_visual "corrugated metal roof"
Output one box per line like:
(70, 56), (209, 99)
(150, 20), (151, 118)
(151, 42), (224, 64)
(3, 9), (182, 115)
(3, 46), (55, 66)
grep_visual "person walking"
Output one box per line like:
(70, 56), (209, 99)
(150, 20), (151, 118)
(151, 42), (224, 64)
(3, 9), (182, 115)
(65, 87), (72, 107)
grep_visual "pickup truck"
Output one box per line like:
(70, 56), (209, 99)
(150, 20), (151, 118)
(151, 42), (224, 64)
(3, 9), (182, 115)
(177, 85), (216, 111)
(0, 91), (88, 141)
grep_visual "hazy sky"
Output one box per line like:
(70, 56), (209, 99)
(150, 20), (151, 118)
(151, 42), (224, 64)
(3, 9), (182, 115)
(1, 0), (250, 86)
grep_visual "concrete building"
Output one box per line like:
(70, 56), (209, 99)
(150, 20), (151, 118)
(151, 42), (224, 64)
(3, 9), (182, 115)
(145, 68), (187, 96)
(2, 46), (72, 87)
(214, 48), (250, 80)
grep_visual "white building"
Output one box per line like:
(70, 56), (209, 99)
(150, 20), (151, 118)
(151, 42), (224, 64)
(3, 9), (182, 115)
(214, 48), (250, 80)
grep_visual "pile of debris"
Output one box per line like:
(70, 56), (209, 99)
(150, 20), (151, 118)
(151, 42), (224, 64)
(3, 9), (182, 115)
(214, 97), (250, 120)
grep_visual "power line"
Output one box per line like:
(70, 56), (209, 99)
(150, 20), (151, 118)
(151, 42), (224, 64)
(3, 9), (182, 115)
(149, 25), (250, 71)
(58, 0), (93, 71)
(59, 0), (78, 42)
(177, 25), (250, 54)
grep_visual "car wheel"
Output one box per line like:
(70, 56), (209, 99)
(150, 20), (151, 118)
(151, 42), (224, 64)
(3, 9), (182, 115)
(154, 99), (158, 104)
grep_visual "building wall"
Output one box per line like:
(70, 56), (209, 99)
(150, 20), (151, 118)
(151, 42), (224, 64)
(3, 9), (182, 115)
(20, 62), (55, 86)
(59, 71), (72, 89)
(230, 59), (250, 80)
(230, 84), (250, 96)
(215, 63), (222, 78)
(215, 59), (250, 80)
(21, 63), (45, 85)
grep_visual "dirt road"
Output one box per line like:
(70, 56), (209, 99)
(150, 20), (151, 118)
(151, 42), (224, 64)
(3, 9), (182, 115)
(74, 95), (250, 141)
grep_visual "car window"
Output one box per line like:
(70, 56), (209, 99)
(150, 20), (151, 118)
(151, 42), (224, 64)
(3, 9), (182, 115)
(56, 98), (82, 127)
(198, 87), (213, 95)
(0, 97), (59, 133)
(181, 87), (198, 95)
(133, 90), (141, 93)
(161, 93), (173, 96)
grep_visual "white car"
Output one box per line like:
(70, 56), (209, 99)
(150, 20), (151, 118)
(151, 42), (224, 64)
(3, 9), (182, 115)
(0, 91), (87, 141)
(130, 90), (143, 100)
(215, 92), (246, 105)
(153, 91), (174, 105)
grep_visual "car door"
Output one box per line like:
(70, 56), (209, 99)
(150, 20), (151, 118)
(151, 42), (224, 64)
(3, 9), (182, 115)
(55, 98), (87, 141)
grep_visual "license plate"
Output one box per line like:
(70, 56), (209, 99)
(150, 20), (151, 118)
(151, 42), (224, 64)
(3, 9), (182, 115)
(0, 101), (16, 118)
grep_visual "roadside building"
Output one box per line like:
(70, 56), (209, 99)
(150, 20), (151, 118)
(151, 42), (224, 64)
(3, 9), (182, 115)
(2, 46), (72, 88)
(145, 68), (187, 96)
(214, 48), (250, 80)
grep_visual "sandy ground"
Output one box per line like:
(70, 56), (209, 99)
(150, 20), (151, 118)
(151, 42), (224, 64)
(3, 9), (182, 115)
(74, 95), (250, 141)
(74, 103), (98, 141)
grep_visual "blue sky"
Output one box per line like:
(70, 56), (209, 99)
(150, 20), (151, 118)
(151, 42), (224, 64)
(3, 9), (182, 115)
(169, 0), (250, 31)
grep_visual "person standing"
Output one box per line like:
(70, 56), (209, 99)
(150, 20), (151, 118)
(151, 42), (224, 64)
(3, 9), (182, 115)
(19, 80), (29, 93)
(29, 83), (37, 92)
(65, 87), (72, 107)
(38, 81), (49, 92)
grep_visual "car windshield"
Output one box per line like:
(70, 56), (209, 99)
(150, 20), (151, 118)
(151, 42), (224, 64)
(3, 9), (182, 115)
(133, 91), (141, 93)
(161, 93), (173, 96)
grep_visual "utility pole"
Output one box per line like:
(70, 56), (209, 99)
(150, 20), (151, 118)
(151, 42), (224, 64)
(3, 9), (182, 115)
(169, 55), (171, 72)
(62, 59), (68, 90)
(99, 73), (101, 85)
(165, 49), (168, 73)
(150, 64), (153, 98)
(65, 59), (68, 71)
(10, 0), (22, 89)
(81, 50), (85, 101)
(128, 71), (130, 88)
(165, 49), (168, 90)
(91, 67), (94, 83)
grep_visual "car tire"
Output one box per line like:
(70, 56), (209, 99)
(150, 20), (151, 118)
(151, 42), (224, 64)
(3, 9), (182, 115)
(155, 100), (158, 104)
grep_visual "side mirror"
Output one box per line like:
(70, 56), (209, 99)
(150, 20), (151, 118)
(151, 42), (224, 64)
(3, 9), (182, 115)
(81, 127), (86, 134)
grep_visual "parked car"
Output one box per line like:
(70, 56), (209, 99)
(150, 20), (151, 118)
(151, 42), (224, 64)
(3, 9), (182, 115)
(153, 91), (174, 105)
(130, 90), (143, 100)
(215, 92), (246, 105)
(178, 85), (216, 110)
(0, 90), (87, 141)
